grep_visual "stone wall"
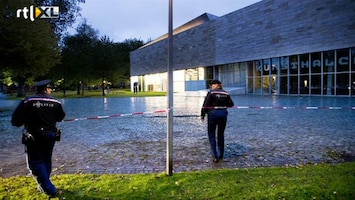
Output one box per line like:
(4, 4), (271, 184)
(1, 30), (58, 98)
(130, 0), (355, 76)
(130, 21), (216, 76)
(215, 0), (355, 63)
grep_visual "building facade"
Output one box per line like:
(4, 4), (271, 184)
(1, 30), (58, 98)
(130, 0), (355, 96)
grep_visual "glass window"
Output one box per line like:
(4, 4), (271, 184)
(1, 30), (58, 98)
(280, 56), (288, 75)
(311, 75), (321, 95)
(351, 48), (355, 71)
(271, 58), (278, 75)
(254, 60), (262, 94)
(248, 77), (253, 93)
(290, 55), (298, 75)
(323, 50), (335, 73)
(263, 59), (271, 76)
(247, 61), (254, 77)
(280, 76), (288, 94)
(337, 48), (349, 72)
(300, 54), (309, 74)
(272, 75), (277, 94)
(206, 66), (213, 80)
(255, 60), (262, 77)
(323, 73), (335, 95)
(185, 68), (198, 81)
(311, 52), (321, 74)
(300, 75), (309, 94)
(255, 76), (261, 94)
(239, 63), (247, 88)
(262, 76), (271, 94)
(352, 73), (355, 96)
(290, 76), (298, 94)
(336, 73), (350, 95)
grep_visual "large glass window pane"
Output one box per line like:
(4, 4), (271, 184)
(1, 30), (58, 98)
(248, 77), (253, 93)
(300, 54), (309, 74)
(220, 64), (234, 85)
(271, 58), (278, 75)
(248, 61), (254, 77)
(255, 60), (262, 77)
(206, 66), (213, 80)
(254, 61), (262, 94)
(262, 76), (271, 94)
(352, 73), (355, 96)
(255, 76), (261, 94)
(262, 59), (271, 94)
(290, 76), (298, 94)
(280, 76), (288, 94)
(280, 76), (289, 94)
(280, 56), (288, 75)
(300, 75), (309, 94)
(337, 48), (350, 72)
(239, 64), (247, 88)
(323, 73), (335, 95)
(290, 55), (298, 75)
(271, 58), (279, 94)
(324, 50), (335, 73)
(311, 75), (321, 94)
(263, 59), (271, 76)
(351, 48), (355, 71)
(311, 52), (321, 74)
(336, 73), (350, 95)
(185, 68), (198, 81)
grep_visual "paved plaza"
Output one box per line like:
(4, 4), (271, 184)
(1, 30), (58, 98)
(1, 95), (355, 177)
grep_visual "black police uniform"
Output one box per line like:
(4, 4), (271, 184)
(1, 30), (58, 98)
(11, 80), (65, 196)
(201, 80), (234, 163)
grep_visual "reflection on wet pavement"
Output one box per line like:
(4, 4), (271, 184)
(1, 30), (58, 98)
(1, 95), (355, 177)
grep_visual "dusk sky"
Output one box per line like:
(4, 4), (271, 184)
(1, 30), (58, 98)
(69, 0), (261, 42)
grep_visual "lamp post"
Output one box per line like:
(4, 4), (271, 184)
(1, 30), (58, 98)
(62, 77), (66, 97)
(102, 79), (106, 96)
(166, 0), (174, 176)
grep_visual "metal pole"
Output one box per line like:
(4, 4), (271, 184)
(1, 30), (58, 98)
(166, 0), (174, 176)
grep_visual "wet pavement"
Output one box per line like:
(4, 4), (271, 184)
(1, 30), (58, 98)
(1, 95), (355, 177)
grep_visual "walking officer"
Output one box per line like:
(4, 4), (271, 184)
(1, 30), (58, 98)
(201, 80), (234, 163)
(11, 80), (65, 197)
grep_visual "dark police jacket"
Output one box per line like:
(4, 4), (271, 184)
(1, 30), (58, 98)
(11, 93), (65, 133)
(201, 88), (234, 119)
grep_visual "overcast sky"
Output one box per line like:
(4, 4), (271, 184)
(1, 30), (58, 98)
(71, 0), (261, 42)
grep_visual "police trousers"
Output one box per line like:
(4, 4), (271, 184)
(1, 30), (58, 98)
(25, 131), (57, 196)
(207, 109), (228, 159)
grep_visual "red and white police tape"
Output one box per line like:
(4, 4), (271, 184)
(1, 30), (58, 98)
(62, 106), (355, 122)
(63, 109), (166, 122)
(233, 106), (355, 110)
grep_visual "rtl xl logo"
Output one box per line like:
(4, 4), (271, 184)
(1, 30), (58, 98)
(16, 5), (59, 21)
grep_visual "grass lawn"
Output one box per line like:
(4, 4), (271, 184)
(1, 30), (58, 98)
(1, 162), (354, 199)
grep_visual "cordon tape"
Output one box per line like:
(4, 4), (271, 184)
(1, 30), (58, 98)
(62, 106), (355, 122)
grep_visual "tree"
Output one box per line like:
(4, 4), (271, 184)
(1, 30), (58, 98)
(116, 38), (145, 79)
(0, 0), (61, 96)
(50, 19), (145, 96)
(0, 0), (84, 96)
(91, 38), (144, 95)
(53, 21), (99, 94)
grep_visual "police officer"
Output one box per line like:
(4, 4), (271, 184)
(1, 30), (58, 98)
(11, 80), (65, 197)
(201, 80), (234, 163)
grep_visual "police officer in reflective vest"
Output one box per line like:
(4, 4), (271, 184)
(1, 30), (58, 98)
(201, 80), (234, 163)
(11, 80), (65, 197)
